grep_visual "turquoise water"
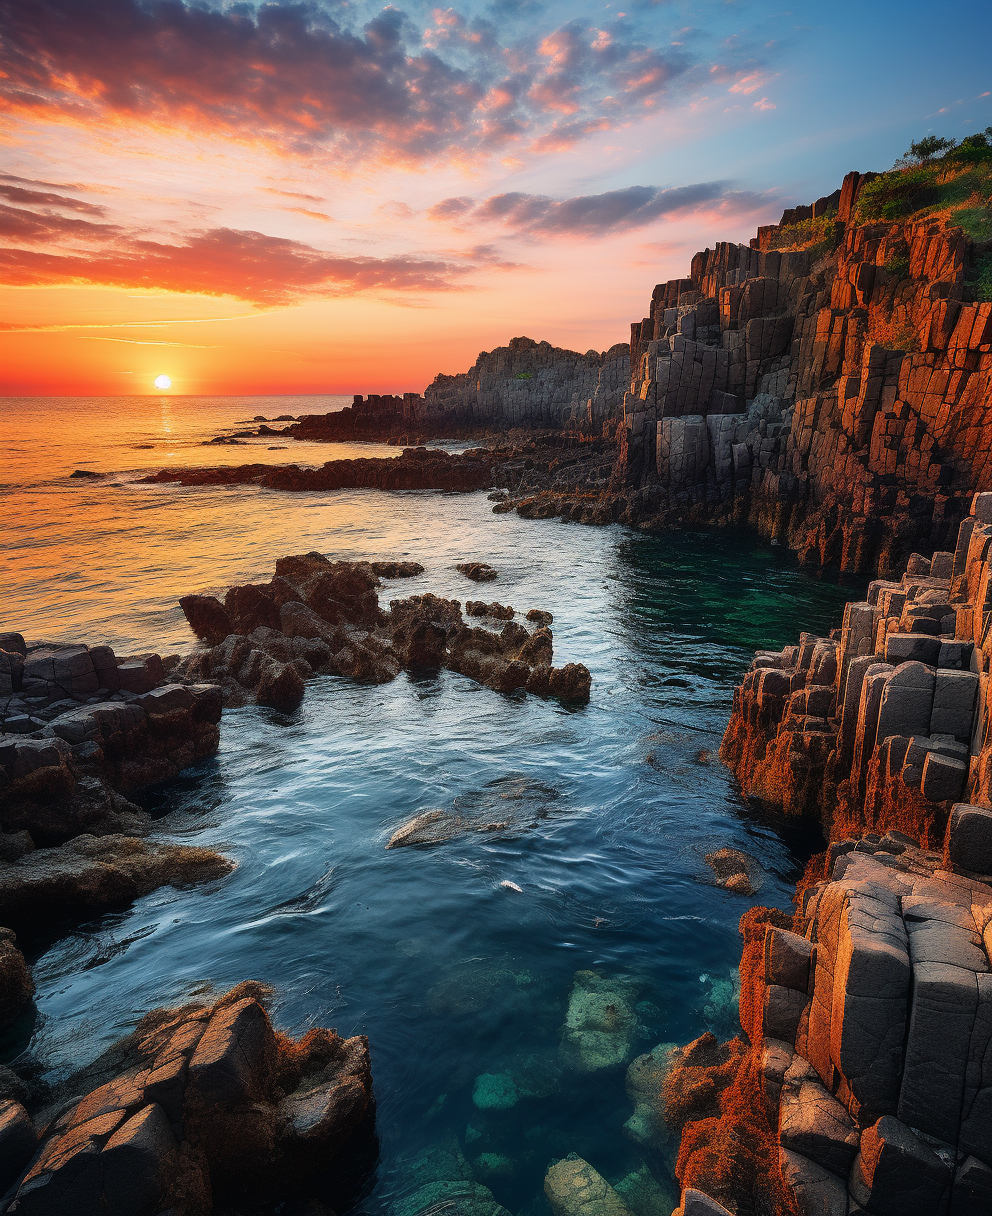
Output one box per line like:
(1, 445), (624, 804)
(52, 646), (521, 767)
(3, 397), (861, 1215)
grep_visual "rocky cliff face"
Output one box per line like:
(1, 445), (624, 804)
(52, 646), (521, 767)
(284, 336), (630, 441)
(605, 166), (992, 577)
(423, 335), (630, 432)
(672, 498), (992, 1215)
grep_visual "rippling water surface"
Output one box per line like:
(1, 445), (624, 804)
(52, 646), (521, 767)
(4, 397), (862, 1215)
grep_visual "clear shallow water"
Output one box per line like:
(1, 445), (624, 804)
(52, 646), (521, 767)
(2, 397), (863, 1215)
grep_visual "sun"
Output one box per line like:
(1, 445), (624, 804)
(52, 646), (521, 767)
(154, 374), (172, 390)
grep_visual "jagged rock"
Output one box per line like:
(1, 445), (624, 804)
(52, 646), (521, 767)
(178, 594), (233, 645)
(7, 984), (374, 1214)
(457, 562), (498, 582)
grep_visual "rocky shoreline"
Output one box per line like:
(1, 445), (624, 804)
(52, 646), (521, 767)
(0, 554), (591, 1214)
(20, 153), (992, 1214)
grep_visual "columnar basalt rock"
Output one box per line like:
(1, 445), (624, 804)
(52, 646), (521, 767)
(721, 495), (992, 849)
(473, 175), (991, 578)
(2, 983), (375, 1215)
(672, 496), (992, 1213)
(177, 552), (592, 705)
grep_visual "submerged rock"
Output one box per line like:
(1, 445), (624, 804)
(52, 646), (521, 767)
(624, 1042), (678, 1152)
(397, 1179), (512, 1216)
(545, 1155), (635, 1216)
(704, 848), (764, 896)
(387, 776), (560, 850)
(559, 971), (643, 1074)
(613, 1165), (678, 1216)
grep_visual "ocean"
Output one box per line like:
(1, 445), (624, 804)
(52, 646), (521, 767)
(2, 395), (861, 1215)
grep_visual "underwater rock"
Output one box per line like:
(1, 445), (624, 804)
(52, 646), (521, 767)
(613, 1164), (678, 1216)
(701, 971), (741, 1041)
(471, 1052), (560, 1112)
(397, 1178), (512, 1216)
(704, 848), (764, 896)
(624, 1042), (678, 1152)
(387, 776), (560, 850)
(559, 971), (643, 1074)
(472, 1072), (519, 1110)
(545, 1155), (635, 1216)
(471, 1152), (516, 1184)
(6, 982), (375, 1214)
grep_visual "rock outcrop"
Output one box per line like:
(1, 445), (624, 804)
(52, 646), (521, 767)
(484, 167), (992, 579)
(0, 634), (230, 1029)
(721, 494), (992, 848)
(176, 553), (592, 705)
(1, 982), (374, 1214)
(672, 495), (992, 1213)
(141, 446), (493, 493)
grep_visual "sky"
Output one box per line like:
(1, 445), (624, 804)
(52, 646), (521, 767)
(1, 0), (990, 397)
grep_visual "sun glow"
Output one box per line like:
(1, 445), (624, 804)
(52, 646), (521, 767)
(154, 374), (172, 390)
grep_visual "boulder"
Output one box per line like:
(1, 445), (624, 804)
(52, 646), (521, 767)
(0, 928), (34, 1029)
(559, 971), (642, 1074)
(544, 1155), (635, 1216)
(457, 563), (498, 582)
(178, 595), (233, 645)
(0, 1100), (37, 1193)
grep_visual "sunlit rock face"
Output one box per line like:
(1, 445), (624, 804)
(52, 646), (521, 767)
(0, 983), (375, 1215)
(175, 552), (591, 707)
(480, 175), (992, 581)
(673, 499), (992, 1215)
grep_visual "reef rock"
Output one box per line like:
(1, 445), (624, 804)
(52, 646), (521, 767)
(559, 971), (643, 1074)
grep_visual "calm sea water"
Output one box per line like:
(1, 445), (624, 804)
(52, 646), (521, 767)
(2, 397), (861, 1215)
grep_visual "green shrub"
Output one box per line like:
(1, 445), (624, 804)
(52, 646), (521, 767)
(767, 214), (840, 254)
(884, 255), (910, 279)
(955, 207), (992, 243)
(856, 166), (942, 221)
(905, 135), (957, 162)
(514, 372), (533, 380)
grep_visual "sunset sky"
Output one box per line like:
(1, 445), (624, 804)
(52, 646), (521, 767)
(2, 0), (990, 396)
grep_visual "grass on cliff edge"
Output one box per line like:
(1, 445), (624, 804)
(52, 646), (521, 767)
(853, 134), (992, 300)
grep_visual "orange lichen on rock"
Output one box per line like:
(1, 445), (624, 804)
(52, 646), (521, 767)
(666, 908), (798, 1215)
